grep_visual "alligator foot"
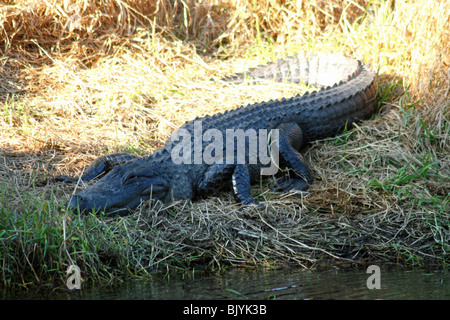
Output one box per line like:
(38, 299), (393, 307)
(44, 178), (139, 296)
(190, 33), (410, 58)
(275, 176), (310, 193)
(240, 201), (266, 211)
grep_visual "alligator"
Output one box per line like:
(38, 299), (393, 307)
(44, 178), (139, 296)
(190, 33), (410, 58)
(57, 53), (378, 215)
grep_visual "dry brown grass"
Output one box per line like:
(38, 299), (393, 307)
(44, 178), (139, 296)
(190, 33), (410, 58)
(0, 0), (449, 282)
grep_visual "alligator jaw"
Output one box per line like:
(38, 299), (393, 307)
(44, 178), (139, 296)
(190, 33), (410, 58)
(69, 188), (165, 215)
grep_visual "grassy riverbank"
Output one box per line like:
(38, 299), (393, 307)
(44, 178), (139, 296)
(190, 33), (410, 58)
(1, 0), (449, 287)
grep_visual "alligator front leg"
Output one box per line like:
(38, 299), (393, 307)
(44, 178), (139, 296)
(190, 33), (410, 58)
(197, 163), (259, 206)
(231, 164), (259, 205)
(275, 122), (313, 192)
(55, 153), (140, 183)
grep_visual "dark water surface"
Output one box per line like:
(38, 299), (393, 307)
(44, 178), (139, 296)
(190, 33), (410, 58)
(3, 267), (449, 300)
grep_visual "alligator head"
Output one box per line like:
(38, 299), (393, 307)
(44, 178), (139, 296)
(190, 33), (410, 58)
(68, 159), (194, 215)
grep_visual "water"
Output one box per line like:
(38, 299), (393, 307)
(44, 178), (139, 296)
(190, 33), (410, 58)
(2, 267), (449, 300)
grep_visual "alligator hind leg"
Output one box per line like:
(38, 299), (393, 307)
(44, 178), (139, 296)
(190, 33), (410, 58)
(55, 153), (140, 183)
(275, 122), (313, 193)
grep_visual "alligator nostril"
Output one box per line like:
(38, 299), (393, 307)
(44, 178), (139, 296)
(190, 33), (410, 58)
(68, 195), (83, 212)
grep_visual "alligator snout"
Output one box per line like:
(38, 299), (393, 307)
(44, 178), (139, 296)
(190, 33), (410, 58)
(68, 195), (80, 211)
(67, 193), (131, 216)
(67, 193), (100, 213)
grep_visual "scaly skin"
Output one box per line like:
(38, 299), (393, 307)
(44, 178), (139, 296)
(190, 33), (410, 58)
(57, 53), (378, 215)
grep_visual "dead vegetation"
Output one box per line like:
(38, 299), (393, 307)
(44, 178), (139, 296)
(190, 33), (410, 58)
(0, 0), (449, 285)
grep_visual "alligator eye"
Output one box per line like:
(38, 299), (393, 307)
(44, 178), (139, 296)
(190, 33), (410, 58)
(123, 173), (137, 185)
